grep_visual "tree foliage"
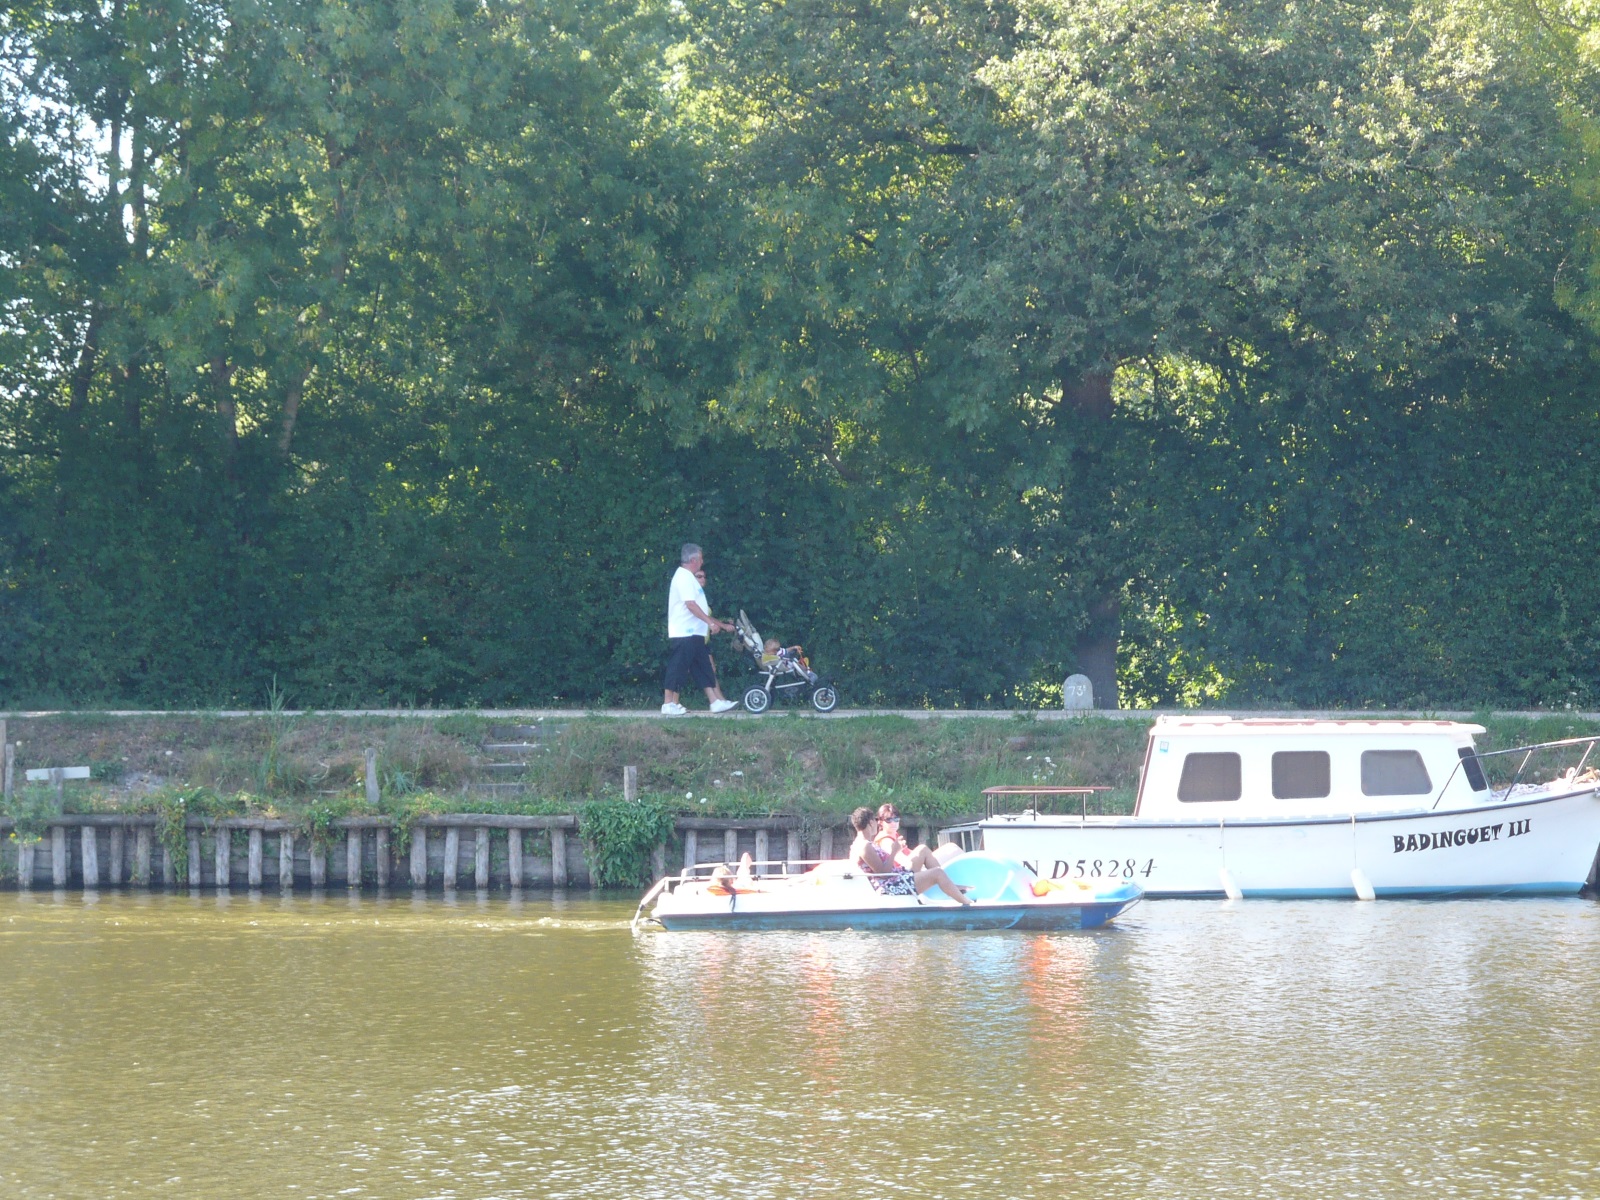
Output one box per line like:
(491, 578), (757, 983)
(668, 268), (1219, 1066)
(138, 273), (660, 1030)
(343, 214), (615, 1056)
(3, 0), (1600, 709)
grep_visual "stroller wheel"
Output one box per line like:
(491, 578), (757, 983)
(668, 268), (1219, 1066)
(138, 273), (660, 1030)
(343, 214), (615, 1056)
(743, 686), (772, 714)
(809, 685), (838, 713)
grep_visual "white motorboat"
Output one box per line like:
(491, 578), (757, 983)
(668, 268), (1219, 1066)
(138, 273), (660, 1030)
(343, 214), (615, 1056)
(942, 718), (1600, 899)
(634, 851), (1142, 931)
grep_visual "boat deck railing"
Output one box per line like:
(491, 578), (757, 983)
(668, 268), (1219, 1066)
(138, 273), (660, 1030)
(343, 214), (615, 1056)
(1431, 734), (1600, 810)
(631, 858), (905, 930)
(981, 786), (1115, 821)
(672, 857), (826, 881)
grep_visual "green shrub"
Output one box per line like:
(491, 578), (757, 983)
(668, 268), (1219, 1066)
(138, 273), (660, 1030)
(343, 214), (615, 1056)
(577, 799), (676, 888)
(2, 783), (61, 844)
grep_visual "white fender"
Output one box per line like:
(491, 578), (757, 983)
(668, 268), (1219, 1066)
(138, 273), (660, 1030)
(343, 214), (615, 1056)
(1351, 867), (1376, 901)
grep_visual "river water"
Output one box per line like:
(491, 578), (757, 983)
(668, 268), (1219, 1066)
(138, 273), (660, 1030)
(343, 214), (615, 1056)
(2, 890), (1597, 1199)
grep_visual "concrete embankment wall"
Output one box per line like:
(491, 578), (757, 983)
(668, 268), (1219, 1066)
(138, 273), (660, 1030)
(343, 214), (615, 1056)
(0, 814), (946, 892)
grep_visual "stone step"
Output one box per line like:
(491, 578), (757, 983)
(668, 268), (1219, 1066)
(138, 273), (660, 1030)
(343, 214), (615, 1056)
(488, 724), (567, 740)
(483, 762), (531, 774)
(483, 742), (544, 752)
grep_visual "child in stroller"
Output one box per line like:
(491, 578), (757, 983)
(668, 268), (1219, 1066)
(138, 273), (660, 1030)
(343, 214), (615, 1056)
(734, 610), (839, 713)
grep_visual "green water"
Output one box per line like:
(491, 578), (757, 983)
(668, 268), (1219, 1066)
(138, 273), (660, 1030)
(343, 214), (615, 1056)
(1, 890), (1598, 1199)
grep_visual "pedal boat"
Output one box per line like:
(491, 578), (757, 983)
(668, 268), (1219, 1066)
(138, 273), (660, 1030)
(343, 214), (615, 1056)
(632, 850), (1143, 932)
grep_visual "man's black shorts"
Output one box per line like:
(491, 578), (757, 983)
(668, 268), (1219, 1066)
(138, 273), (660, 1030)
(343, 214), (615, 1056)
(664, 635), (715, 692)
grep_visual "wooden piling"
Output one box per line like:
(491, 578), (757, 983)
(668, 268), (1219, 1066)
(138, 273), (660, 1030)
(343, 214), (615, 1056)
(550, 827), (568, 887)
(819, 828), (834, 861)
(443, 828), (460, 888)
(2, 741), (13, 806)
(81, 827), (99, 888)
(375, 827), (391, 888)
(50, 766), (65, 809)
(16, 841), (33, 890)
(0, 811), (828, 897)
(309, 842), (327, 887)
(682, 829), (698, 872)
(410, 829), (428, 888)
(623, 765), (638, 802)
(52, 825), (68, 886)
(134, 827), (152, 886)
(365, 748), (380, 807)
(508, 829), (524, 888)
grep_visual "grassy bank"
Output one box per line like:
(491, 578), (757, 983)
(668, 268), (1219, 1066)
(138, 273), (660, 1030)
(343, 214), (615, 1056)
(4, 710), (1599, 836)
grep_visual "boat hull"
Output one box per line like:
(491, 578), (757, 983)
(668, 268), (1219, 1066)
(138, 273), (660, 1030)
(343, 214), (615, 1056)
(644, 855), (1144, 931)
(655, 895), (1139, 932)
(977, 788), (1600, 899)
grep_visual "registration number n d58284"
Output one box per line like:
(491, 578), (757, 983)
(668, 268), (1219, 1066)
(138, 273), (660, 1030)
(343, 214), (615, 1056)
(1021, 858), (1156, 880)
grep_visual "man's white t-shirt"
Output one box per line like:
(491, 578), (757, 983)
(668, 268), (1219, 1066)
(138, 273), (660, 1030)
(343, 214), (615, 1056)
(667, 566), (708, 639)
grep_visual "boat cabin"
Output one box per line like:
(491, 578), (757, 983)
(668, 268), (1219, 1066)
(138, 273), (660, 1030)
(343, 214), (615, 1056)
(1136, 717), (1489, 819)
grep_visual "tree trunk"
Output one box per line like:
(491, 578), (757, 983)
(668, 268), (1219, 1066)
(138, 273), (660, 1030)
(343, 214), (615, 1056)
(131, 124), (147, 260)
(66, 307), (103, 420)
(120, 362), (141, 439)
(1073, 592), (1121, 710)
(213, 356), (238, 477)
(1063, 370), (1113, 422)
(1063, 369), (1120, 708)
(278, 363), (316, 458)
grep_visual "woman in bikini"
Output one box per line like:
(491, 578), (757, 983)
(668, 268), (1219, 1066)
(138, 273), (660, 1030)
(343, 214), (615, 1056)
(849, 807), (972, 905)
(874, 802), (963, 871)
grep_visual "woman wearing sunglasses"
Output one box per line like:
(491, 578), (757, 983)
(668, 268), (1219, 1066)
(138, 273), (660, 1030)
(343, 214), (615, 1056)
(875, 802), (963, 872)
(849, 807), (971, 905)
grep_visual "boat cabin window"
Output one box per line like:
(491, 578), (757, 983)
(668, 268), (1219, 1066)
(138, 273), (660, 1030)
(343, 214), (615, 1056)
(1361, 750), (1432, 796)
(1272, 751), (1330, 799)
(1458, 747), (1488, 791)
(1177, 752), (1241, 802)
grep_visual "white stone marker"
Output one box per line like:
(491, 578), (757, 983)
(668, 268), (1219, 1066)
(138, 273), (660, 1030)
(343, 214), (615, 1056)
(1063, 673), (1094, 710)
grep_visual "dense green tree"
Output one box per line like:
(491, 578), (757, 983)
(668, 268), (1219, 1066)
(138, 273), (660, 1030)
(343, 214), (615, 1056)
(3, 0), (1599, 708)
(668, 0), (1592, 703)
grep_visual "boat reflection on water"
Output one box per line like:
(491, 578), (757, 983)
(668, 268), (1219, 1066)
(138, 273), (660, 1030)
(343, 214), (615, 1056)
(633, 922), (1134, 1110)
(796, 942), (844, 1087)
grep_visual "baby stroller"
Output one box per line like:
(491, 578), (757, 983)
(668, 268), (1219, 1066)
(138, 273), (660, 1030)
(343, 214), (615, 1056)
(733, 610), (839, 713)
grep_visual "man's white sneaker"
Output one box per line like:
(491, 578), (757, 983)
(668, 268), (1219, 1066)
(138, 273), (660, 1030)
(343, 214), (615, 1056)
(661, 702), (688, 716)
(709, 699), (739, 714)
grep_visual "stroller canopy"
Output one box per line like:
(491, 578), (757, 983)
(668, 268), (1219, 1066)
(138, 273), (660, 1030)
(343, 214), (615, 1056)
(734, 610), (764, 656)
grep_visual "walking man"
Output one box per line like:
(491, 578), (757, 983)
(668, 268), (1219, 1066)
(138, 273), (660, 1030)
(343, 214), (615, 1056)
(662, 543), (738, 715)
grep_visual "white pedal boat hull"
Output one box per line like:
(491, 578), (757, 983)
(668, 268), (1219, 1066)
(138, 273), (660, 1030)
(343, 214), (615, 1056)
(641, 852), (1142, 932)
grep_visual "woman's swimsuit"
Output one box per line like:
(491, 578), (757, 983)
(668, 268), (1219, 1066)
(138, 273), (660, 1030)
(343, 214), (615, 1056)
(876, 833), (912, 869)
(855, 838), (918, 896)
(871, 868), (918, 896)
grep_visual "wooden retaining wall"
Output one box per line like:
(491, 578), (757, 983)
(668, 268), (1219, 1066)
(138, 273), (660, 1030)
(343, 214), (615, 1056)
(0, 814), (946, 892)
